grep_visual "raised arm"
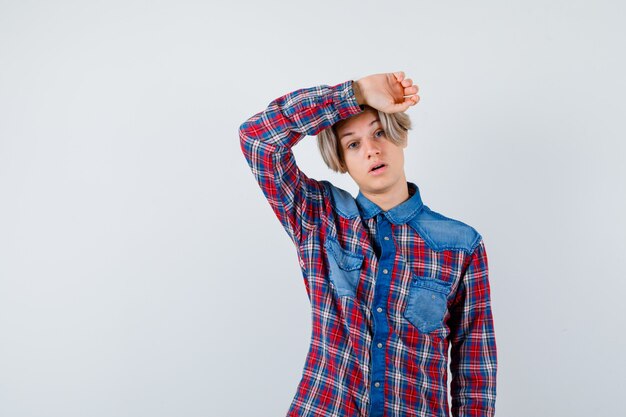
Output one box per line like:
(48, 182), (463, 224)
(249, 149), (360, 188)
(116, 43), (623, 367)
(448, 239), (498, 417)
(238, 72), (419, 247)
(238, 81), (362, 246)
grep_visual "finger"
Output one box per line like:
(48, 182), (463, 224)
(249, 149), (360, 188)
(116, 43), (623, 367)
(393, 71), (405, 83)
(404, 85), (418, 96)
(401, 78), (413, 87)
(404, 96), (418, 107)
(405, 94), (419, 103)
(399, 95), (419, 110)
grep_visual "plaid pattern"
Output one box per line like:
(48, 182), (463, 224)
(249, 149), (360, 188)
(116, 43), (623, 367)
(239, 81), (497, 417)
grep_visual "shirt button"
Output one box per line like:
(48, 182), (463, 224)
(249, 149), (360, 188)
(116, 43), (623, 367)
(383, 269), (388, 274)
(376, 307), (383, 313)
(384, 236), (389, 241)
(377, 342), (383, 348)
(374, 382), (381, 388)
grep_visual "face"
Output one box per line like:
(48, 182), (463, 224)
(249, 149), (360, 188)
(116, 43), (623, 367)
(335, 108), (407, 196)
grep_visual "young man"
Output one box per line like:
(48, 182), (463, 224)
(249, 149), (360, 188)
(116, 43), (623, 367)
(239, 72), (497, 417)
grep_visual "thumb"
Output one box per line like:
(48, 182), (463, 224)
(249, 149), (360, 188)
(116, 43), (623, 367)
(389, 99), (412, 113)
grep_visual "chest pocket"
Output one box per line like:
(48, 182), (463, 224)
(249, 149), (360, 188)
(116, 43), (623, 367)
(324, 238), (364, 298)
(403, 275), (453, 333)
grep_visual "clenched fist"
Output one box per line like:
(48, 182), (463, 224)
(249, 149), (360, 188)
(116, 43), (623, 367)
(353, 71), (420, 114)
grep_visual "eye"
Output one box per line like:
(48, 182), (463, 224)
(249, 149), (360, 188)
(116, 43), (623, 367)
(347, 141), (358, 149)
(374, 129), (385, 138)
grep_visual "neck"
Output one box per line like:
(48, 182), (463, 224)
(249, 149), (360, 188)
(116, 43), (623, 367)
(360, 177), (410, 212)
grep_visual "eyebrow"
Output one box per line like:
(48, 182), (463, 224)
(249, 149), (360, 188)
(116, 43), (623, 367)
(339, 118), (381, 142)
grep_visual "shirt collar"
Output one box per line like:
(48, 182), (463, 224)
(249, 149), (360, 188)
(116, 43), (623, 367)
(356, 182), (424, 224)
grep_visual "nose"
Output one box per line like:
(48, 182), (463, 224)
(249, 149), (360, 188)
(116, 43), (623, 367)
(363, 137), (381, 158)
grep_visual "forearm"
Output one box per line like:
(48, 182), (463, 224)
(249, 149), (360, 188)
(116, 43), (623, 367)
(448, 240), (498, 417)
(239, 81), (361, 150)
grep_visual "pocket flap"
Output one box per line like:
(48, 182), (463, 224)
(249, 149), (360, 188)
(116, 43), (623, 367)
(324, 239), (364, 271)
(411, 275), (452, 295)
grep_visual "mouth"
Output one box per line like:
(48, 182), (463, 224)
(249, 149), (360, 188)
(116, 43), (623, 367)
(369, 163), (387, 174)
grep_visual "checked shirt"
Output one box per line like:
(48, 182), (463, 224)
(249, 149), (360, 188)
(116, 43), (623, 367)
(239, 80), (497, 417)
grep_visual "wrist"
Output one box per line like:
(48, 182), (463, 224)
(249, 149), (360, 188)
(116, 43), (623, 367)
(352, 80), (366, 106)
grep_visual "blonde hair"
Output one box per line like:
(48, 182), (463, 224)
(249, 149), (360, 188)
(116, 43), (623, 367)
(316, 105), (412, 173)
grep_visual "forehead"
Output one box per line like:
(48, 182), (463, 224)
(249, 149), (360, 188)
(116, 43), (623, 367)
(335, 109), (380, 139)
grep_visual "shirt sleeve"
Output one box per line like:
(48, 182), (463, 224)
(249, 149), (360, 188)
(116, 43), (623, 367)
(238, 80), (362, 247)
(448, 238), (498, 417)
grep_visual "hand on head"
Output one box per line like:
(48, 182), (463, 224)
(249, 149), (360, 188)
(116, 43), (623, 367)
(354, 71), (420, 114)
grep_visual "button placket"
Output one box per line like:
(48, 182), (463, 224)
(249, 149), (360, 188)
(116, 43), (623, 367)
(369, 214), (395, 417)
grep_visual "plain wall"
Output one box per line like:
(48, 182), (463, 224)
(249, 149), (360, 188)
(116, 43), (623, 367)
(1, 1), (625, 416)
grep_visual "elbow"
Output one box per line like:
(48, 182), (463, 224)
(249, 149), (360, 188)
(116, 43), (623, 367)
(238, 121), (253, 158)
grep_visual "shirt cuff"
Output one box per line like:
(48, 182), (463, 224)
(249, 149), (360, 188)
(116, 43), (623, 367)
(331, 80), (364, 120)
